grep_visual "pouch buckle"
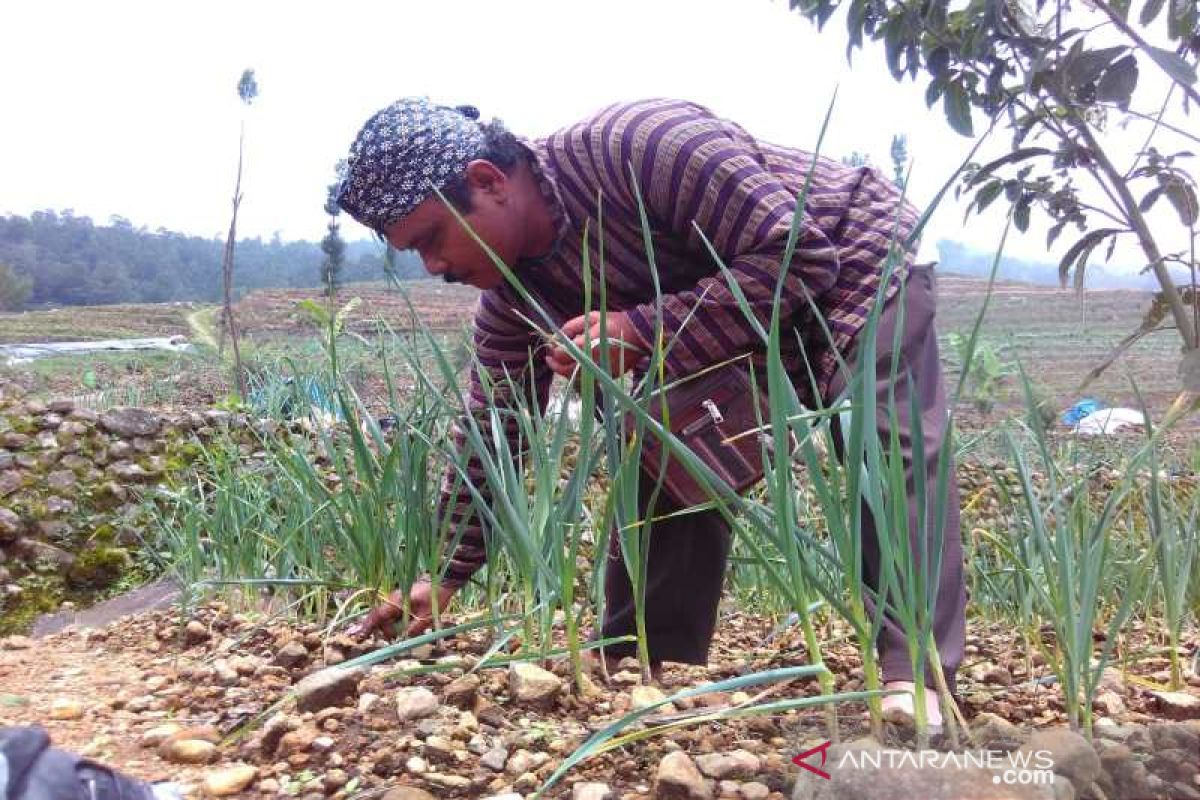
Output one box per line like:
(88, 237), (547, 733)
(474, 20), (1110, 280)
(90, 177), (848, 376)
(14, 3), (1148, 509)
(701, 399), (724, 425)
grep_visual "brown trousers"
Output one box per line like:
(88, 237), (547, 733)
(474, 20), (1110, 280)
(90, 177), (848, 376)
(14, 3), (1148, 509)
(599, 264), (967, 692)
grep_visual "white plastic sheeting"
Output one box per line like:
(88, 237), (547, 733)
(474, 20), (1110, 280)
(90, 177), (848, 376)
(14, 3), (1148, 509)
(1, 336), (191, 365)
(1074, 407), (1147, 435)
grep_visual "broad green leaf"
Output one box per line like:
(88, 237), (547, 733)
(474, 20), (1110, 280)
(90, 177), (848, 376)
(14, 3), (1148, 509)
(1163, 181), (1199, 226)
(1146, 45), (1198, 86)
(943, 82), (974, 136)
(1057, 228), (1122, 289)
(1096, 54), (1139, 108)
(975, 180), (1005, 214)
(1140, 0), (1167, 24)
(927, 46), (951, 77)
(925, 78), (945, 108)
(966, 147), (1053, 187)
(1047, 219), (1067, 248)
(1139, 186), (1165, 213)
(1168, 0), (1198, 40)
(1013, 198), (1032, 232)
(1065, 46), (1127, 91)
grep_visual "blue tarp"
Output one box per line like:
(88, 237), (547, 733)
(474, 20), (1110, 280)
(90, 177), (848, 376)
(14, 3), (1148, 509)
(1062, 398), (1104, 426)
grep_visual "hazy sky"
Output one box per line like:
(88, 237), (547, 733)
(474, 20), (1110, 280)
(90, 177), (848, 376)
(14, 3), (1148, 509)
(2, 0), (1192, 270)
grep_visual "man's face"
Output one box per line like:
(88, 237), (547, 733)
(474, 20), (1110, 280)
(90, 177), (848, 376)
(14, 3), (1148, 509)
(382, 163), (520, 291)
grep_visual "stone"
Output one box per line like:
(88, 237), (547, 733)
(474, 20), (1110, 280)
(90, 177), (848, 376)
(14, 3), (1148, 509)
(395, 686), (439, 721)
(93, 481), (127, 505)
(108, 441), (133, 461)
(508, 662), (562, 706)
(1093, 720), (1139, 743)
(456, 709), (478, 734)
(18, 539), (74, 567)
(0, 471), (22, 498)
(380, 788), (437, 800)
(443, 673), (481, 708)
(184, 620), (209, 645)
(970, 712), (1026, 748)
(0, 633), (29, 652)
(1, 433), (30, 450)
(476, 699), (507, 727)
(44, 496), (76, 515)
(631, 684), (674, 711)
(323, 770), (349, 792)
(277, 725), (319, 757)
(424, 774), (471, 791)
(481, 747), (509, 772)
(259, 713), (298, 756)
(0, 507), (21, 542)
(35, 520), (70, 541)
(1098, 743), (1154, 799)
(100, 407), (161, 438)
(202, 764), (258, 796)
(38, 413), (63, 430)
(49, 698), (84, 720)
(1097, 667), (1126, 695)
(1150, 748), (1200, 783)
(139, 724), (182, 748)
(656, 751), (712, 799)
(273, 640), (309, 669)
(423, 735), (457, 763)
(34, 431), (58, 450)
(696, 749), (761, 780)
(1166, 782), (1200, 800)
(573, 782), (614, 800)
(1148, 722), (1199, 752)
(46, 470), (77, 491)
(1151, 690), (1200, 720)
(505, 749), (540, 775)
(294, 666), (362, 712)
(740, 782), (769, 800)
(161, 739), (218, 765)
(1018, 729), (1100, 795)
(404, 755), (428, 774)
(48, 399), (75, 414)
(108, 461), (149, 482)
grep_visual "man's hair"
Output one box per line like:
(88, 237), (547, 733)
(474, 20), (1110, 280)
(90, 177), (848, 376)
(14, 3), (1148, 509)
(440, 118), (527, 213)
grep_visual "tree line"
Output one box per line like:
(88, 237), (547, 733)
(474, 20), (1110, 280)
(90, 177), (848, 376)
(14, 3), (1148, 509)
(0, 209), (425, 310)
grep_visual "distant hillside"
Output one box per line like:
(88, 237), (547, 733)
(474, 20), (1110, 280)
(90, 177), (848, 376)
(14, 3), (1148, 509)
(936, 239), (1193, 290)
(0, 210), (425, 309)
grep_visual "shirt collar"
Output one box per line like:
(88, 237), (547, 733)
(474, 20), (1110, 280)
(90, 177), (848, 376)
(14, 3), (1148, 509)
(516, 137), (568, 269)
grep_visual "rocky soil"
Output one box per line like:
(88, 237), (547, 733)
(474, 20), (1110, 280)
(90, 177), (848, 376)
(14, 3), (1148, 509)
(0, 599), (1197, 800)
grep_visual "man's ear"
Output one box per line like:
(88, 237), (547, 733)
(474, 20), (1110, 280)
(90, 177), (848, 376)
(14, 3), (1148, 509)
(464, 160), (508, 200)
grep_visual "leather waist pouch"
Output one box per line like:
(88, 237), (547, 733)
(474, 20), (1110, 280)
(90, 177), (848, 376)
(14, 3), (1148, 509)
(631, 359), (772, 508)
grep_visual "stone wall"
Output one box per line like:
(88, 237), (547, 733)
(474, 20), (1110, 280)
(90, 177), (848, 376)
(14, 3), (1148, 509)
(0, 382), (260, 634)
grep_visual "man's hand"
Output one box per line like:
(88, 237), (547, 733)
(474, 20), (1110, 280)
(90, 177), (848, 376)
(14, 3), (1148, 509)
(547, 311), (647, 378)
(346, 579), (458, 640)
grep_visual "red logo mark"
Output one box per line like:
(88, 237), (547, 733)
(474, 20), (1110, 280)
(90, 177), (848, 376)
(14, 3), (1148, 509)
(791, 740), (832, 779)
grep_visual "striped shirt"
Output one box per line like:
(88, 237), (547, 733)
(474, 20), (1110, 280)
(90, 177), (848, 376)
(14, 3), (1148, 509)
(440, 98), (920, 585)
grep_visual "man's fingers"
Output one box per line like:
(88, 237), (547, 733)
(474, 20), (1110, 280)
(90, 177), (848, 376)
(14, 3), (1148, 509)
(559, 313), (595, 339)
(545, 350), (576, 378)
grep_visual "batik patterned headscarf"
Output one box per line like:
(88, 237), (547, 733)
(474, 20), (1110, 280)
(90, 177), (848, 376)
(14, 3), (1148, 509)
(336, 97), (485, 232)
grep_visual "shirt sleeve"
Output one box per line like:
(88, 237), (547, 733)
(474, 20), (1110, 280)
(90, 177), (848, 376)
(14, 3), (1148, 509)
(438, 283), (553, 587)
(611, 104), (842, 376)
